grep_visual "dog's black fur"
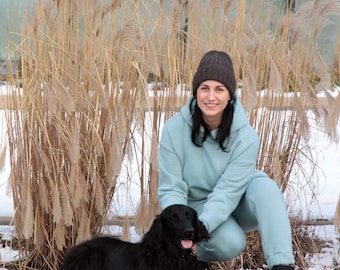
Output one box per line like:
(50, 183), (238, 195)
(60, 204), (210, 270)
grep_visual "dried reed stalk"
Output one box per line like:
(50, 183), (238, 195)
(335, 196), (340, 234)
(3, 0), (340, 269)
(6, 0), (150, 268)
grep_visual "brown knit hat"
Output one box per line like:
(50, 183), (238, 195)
(192, 50), (236, 98)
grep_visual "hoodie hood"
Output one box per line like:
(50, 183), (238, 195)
(180, 95), (249, 136)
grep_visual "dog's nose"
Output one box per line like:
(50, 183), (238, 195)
(184, 227), (194, 238)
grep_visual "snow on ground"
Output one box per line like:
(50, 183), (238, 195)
(286, 110), (340, 223)
(306, 225), (340, 269)
(0, 84), (340, 268)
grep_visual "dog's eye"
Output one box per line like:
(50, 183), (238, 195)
(186, 211), (193, 220)
(171, 213), (179, 222)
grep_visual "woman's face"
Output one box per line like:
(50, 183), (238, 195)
(196, 80), (231, 130)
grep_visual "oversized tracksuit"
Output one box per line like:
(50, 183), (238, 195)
(157, 96), (295, 268)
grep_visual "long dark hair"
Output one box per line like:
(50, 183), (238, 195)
(190, 97), (235, 152)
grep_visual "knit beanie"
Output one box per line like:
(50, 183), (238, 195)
(192, 50), (236, 98)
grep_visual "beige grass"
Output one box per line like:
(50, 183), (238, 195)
(335, 196), (340, 234)
(3, 0), (340, 269)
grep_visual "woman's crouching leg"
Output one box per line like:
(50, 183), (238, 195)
(196, 216), (246, 262)
(233, 173), (295, 268)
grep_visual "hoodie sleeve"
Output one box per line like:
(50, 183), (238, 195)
(199, 126), (260, 233)
(158, 122), (188, 209)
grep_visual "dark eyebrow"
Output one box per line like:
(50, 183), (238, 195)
(199, 83), (226, 88)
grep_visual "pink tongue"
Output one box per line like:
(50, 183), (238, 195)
(181, 240), (193, 249)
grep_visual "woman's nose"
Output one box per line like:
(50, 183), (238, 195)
(207, 90), (215, 99)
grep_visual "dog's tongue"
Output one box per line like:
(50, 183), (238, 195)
(181, 240), (193, 249)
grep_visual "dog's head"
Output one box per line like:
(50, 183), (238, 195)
(159, 204), (210, 250)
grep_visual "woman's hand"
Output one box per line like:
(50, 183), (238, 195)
(191, 243), (197, 255)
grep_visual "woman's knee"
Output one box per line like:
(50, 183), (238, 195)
(197, 225), (246, 261)
(247, 176), (284, 205)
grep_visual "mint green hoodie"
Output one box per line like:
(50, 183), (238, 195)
(158, 96), (261, 233)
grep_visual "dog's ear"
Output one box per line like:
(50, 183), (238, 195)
(193, 211), (210, 242)
(142, 215), (164, 250)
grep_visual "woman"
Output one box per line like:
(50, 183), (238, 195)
(158, 50), (295, 270)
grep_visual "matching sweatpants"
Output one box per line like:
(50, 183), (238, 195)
(193, 173), (295, 269)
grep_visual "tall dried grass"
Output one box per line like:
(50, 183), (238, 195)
(335, 196), (340, 234)
(3, 0), (340, 269)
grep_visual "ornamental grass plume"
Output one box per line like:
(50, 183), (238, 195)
(335, 196), (340, 234)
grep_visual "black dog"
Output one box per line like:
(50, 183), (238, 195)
(60, 204), (210, 270)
